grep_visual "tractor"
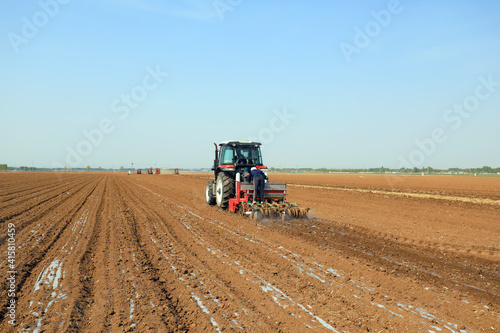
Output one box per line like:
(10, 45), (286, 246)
(205, 141), (308, 220)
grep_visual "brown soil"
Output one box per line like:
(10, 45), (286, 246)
(0, 172), (498, 332)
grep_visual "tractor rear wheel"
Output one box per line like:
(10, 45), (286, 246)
(206, 181), (216, 205)
(215, 173), (234, 209)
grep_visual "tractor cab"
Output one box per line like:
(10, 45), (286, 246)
(213, 141), (265, 182)
(219, 143), (263, 166)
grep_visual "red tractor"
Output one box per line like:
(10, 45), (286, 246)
(155, 168), (160, 174)
(205, 141), (308, 219)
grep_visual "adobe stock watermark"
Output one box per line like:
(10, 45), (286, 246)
(399, 74), (499, 169)
(340, 0), (405, 64)
(247, 107), (295, 144)
(6, 223), (17, 326)
(51, 65), (168, 169)
(212, 0), (243, 20)
(7, 0), (71, 54)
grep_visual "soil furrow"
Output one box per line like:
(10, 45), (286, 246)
(0, 174), (97, 243)
(112, 177), (187, 331)
(0, 175), (104, 332)
(64, 176), (108, 332)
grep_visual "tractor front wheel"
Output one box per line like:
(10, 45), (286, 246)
(206, 181), (216, 205)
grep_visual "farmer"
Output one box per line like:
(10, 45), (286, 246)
(250, 167), (267, 204)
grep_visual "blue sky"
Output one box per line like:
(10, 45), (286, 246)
(1, 0), (499, 169)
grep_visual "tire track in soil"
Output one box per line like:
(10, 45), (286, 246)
(0, 175), (104, 332)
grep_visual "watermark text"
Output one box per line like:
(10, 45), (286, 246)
(51, 65), (168, 169)
(6, 223), (17, 326)
(212, 0), (243, 20)
(247, 107), (295, 144)
(7, 0), (71, 53)
(399, 74), (499, 169)
(340, 0), (404, 64)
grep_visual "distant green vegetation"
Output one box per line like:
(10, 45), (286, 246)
(3, 166), (130, 172)
(270, 166), (500, 175)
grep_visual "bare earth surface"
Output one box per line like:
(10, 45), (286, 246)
(0, 172), (498, 332)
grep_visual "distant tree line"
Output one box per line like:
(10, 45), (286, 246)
(270, 166), (500, 174)
(1, 166), (128, 172)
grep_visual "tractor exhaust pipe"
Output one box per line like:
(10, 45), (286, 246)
(213, 142), (218, 164)
(213, 142), (219, 179)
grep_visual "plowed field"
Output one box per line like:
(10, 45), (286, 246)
(1, 172), (498, 332)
